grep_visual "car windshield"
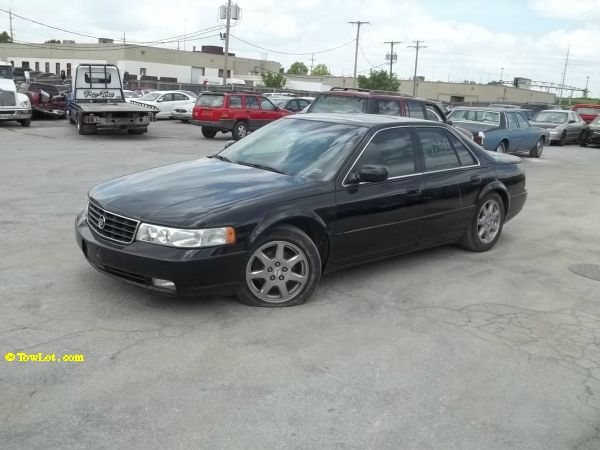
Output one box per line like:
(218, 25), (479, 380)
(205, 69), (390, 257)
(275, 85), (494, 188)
(574, 107), (599, 116)
(218, 118), (367, 180)
(450, 110), (500, 126)
(0, 65), (12, 79)
(310, 95), (366, 114)
(198, 94), (224, 107)
(270, 98), (289, 108)
(140, 93), (160, 101)
(534, 111), (568, 124)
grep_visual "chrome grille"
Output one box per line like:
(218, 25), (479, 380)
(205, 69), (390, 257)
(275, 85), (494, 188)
(0, 90), (16, 107)
(87, 201), (139, 244)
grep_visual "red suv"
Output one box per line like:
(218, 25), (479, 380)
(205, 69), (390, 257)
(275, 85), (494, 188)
(192, 92), (292, 140)
(571, 104), (600, 124)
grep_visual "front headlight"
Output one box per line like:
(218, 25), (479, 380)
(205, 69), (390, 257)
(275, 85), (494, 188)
(136, 223), (236, 248)
(549, 128), (559, 134)
(20, 100), (31, 107)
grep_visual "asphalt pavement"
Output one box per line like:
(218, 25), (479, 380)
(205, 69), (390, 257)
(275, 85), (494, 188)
(1, 119), (600, 450)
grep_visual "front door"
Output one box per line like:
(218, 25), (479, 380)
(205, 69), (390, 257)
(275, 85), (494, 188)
(333, 126), (425, 264)
(244, 96), (262, 130)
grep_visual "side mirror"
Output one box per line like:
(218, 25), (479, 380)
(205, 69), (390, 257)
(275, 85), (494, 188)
(224, 140), (235, 149)
(358, 165), (388, 183)
(569, 119), (576, 124)
(446, 119), (453, 126)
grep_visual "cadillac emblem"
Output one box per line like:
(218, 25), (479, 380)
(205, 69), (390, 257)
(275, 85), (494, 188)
(98, 215), (106, 229)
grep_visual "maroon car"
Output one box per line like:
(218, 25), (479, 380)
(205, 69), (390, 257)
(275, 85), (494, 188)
(19, 82), (69, 119)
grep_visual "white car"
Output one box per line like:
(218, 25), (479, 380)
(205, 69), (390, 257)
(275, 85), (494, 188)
(135, 91), (197, 119)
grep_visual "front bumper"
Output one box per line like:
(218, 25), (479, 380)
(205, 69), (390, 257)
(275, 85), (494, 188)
(75, 212), (246, 296)
(587, 131), (600, 145)
(0, 108), (32, 121)
(192, 119), (234, 130)
(172, 111), (192, 120)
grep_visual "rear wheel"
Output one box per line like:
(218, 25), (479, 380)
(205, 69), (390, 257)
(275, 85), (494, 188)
(529, 137), (544, 158)
(236, 225), (321, 307)
(18, 119), (31, 127)
(495, 141), (507, 153)
(232, 121), (248, 140)
(201, 127), (218, 138)
(460, 192), (505, 252)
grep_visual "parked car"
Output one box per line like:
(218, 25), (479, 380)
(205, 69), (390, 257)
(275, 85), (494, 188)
(580, 116), (600, 147)
(192, 91), (293, 139)
(19, 82), (68, 118)
(123, 90), (142, 101)
(172, 104), (195, 123)
(571, 104), (600, 124)
(520, 103), (561, 114)
(135, 91), (197, 119)
(448, 107), (549, 157)
(270, 97), (313, 113)
(75, 113), (527, 307)
(530, 110), (588, 146)
(264, 92), (296, 98)
(306, 87), (474, 141)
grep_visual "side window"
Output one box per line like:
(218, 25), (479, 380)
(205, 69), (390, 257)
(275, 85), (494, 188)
(298, 100), (310, 109)
(425, 107), (443, 122)
(245, 96), (260, 110)
(407, 101), (425, 119)
(373, 100), (400, 115)
(417, 128), (461, 171)
(288, 100), (300, 112)
(159, 94), (174, 102)
(515, 113), (530, 128)
(506, 112), (518, 129)
(228, 95), (242, 108)
(445, 131), (477, 166)
(260, 98), (276, 110)
(172, 93), (187, 101)
(353, 127), (417, 179)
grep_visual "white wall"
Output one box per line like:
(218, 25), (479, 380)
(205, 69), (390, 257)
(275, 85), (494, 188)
(6, 57), (107, 75)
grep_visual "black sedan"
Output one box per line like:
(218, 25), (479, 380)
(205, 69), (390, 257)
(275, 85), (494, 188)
(75, 114), (527, 307)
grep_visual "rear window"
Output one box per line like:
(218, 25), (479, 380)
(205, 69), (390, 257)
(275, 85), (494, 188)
(310, 95), (366, 113)
(574, 107), (600, 116)
(198, 95), (224, 107)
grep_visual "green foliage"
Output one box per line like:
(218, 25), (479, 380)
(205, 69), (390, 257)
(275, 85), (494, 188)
(357, 70), (400, 91)
(0, 31), (12, 43)
(261, 72), (286, 89)
(45, 39), (62, 44)
(311, 64), (330, 76)
(287, 61), (309, 75)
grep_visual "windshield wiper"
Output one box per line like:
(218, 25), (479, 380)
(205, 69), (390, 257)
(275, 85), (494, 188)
(209, 154), (232, 163)
(234, 160), (285, 175)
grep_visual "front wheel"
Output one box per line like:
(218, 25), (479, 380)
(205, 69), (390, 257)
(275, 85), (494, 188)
(18, 119), (31, 127)
(201, 127), (218, 138)
(529, 137), (544, 158)
(460, 192), (505, 252)
(579, 130), (588, 147)
(236, 225), (321, 307)
(557, 131), (566, 146)
(232, 121), (248, 140)
(495, 141), (507, 153)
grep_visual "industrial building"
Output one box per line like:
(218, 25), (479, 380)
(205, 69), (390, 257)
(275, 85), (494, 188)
(0, 42), (281, 84)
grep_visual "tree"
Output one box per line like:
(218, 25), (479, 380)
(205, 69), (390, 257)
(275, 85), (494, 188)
(357, 69), (400, 91)
(45, 39), (62, 44)
(311, 64), (330, 76)
(287, 61), (308, 75)
(261, 72), (286, 89)
(0, 31), (12, 43)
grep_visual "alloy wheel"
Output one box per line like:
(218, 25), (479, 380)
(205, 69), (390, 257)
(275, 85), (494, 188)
(246, 240), (309, 303)
(477, 199), (501, 244)
(236, 123), (248, 138)
(496, 142), (506, 153)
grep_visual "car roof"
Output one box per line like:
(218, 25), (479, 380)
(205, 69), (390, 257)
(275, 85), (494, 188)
(451, 106), (511, 112)
(317, 89), (415, 100)
(286, 112), (437, 127)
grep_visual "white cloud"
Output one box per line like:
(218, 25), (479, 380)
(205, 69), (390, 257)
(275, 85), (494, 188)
(531, 0), (600, 21)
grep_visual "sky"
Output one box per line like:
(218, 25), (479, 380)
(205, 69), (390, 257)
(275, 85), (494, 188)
(1, 0), (598, 96)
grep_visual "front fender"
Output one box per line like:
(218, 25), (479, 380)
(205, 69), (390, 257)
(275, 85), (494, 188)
(249, 209), (329, 245)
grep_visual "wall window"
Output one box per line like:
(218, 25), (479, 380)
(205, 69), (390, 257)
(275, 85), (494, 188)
(218, 69), (231, 78)
(354, 127), (417, 178)
(22, 61), (30, 69)
(140, 68), (146, 76)
(35, 62), (40, 71)
(66, 63), (72, 77)
(55, 63), (60, 74)
(45, 62), (50, 73)
(417, 127), (461, 171)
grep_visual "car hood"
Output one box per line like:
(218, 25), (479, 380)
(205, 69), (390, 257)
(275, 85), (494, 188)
(450, 121), (498, 133)
(89, 158), (307, 227)
(529, 121), (563, 129)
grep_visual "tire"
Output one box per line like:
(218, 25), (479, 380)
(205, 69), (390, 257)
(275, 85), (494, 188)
(529, 137), (544, 158)
(180, 119), (190, 124)
(18, 119), (31, 127)
(77, 115), (96, 135)
(579, 130), (588, 147)
(127, 129), (145, 135)
(68, 111), (76, 124)
(557, 131), (566, 146)
(236, 225), (321, 307)
(201, 127), (218, 139)
(495, 141), (507, 153)
(460, 192), (505, 252)
(232, 121), (249, 140)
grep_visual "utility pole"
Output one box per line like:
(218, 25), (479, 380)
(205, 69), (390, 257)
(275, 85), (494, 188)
(384, 40), (402, 79)
(122, 32), (126, 44)
(222, 0), (232, 85)
(500, 67), (504, 82)
(584, 76), (590, 98)
(310, 53), (314, 75)
(349, 21), (369, 87)
(9, 9), (14, 41)
(184, 20), (187, 51)
(558, 45), (570, 106)
(408, 40), (426, 96)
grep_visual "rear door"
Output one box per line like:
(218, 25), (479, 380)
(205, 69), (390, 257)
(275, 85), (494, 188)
(259, 97), (282, 123)
(504, 112), (522, 151)
(514, 112), (537, 149)
(334, 126), (425, 264)
(157, 93), (176, 116)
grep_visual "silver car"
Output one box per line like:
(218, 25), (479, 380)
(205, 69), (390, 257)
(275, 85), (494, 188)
(530, 110), (588, 146)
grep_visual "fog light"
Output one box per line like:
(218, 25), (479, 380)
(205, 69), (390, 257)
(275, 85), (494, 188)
(152, 278), (176, 290)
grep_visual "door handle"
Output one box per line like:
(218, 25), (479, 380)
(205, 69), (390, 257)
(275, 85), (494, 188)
(471, 175), (482, 185)
(406, 187), (422, 196)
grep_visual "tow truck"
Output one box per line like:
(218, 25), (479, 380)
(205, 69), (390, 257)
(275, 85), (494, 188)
(0, 61), (32, 127)
(67, 64), (158, 135)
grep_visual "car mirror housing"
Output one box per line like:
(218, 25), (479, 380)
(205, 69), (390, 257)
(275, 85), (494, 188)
(569, 119), (576, 124)
(446, 119), (453, 126)
(359, 165), (389, 183)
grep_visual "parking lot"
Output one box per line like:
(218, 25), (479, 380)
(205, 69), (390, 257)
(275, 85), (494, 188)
(2, 119), (600, 449)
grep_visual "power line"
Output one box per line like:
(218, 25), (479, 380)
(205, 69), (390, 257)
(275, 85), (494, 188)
(358, 44), (376, 68)
(408, 40), (427, 96)
(229, 34), (355, 56)
(349, 20), (369, 87)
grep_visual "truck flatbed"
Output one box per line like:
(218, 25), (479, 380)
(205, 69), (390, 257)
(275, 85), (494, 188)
(76, 102), (157, 113)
